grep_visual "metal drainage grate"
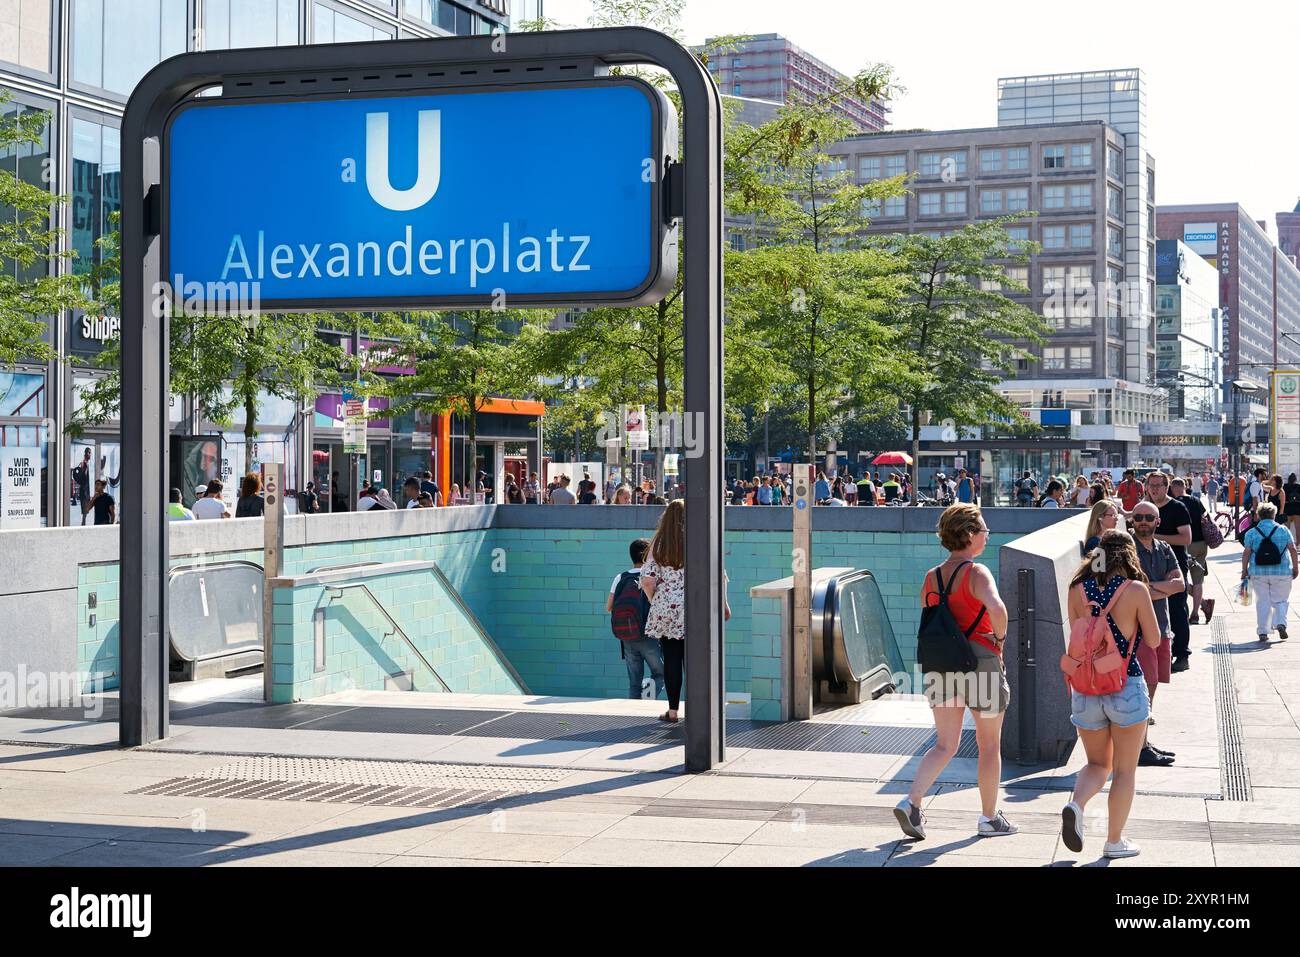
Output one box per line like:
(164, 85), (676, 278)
(1213, 618), (1253, 801)
(128, 757), (569, 810)
(131, 776), (516, 810)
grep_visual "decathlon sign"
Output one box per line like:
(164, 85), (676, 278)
(164, 79), (677, 310)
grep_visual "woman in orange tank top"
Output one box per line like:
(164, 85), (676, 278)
(894, 503), (1016, 843)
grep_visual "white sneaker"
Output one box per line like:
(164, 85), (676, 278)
(893, 797), (927, 840)
(1061, 802), (1084, 853)
(977, 810), (1018, 837)
(1103, 837), (1141, 859)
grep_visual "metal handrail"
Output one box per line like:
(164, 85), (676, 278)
(326, 582), (452, 693)
(424, 563), (531, 694)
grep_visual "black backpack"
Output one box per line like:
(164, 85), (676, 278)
(918, 562), (984, 674)
(1256, 526), (1283, 566)
(610, 571), (650, 641)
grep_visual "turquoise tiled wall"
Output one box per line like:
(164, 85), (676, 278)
(74, 522), (1017, 704)
(749, 595), (785, 722)
(271, 565), (524, 702)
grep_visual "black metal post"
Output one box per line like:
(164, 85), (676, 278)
(1017, 567), (1036, 765)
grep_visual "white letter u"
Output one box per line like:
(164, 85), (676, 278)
(365, 110), (441, 211)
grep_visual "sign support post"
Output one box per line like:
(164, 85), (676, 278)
(261, 463), (284, 703)
(119, 28), (725, 771)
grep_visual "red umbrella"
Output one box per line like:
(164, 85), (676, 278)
(871, 451), (913, 466)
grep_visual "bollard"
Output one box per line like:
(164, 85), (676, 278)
(1017, 567), (1037, 764)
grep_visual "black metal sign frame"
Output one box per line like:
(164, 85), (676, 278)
(119, 27), (726, 772)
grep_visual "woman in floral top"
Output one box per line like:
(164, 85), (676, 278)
(641, 500), (728, 723)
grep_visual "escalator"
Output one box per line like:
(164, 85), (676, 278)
(168, 561), (265, 680)
(810, 569), (906, 706)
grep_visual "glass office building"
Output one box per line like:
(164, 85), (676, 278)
(0, 0), (525, 527)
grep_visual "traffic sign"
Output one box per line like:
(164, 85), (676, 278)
(165, 79), (677, 311)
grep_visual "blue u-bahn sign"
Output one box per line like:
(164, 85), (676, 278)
(164, 79), (678, 310)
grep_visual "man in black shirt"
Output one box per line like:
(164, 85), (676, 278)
(419, 470), (441, 506)
(1172, 477), (1214, 626)
(87, 479), (115, 526)
(1147, 471), (1193, 671)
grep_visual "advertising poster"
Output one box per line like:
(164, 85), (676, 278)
(625, 404), (649, 451)
(343, 398), (367, 454)
(1, 447), (41, 529)
(1271, 371), (1300, 482)
(70, 441), (94, 524)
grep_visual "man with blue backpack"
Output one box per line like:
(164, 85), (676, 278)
(607, 538), (665, 699)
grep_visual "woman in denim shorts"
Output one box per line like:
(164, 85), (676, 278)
(1060, 530), (1163, 860)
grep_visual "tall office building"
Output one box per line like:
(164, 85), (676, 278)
(698, 34), (888, 132)
(997, 70), (1156, 386)
(1277, 200), (1300, 267)
(829, 119), (1165, 480)
(1157, 205), (1300, 381)
(0, 0), (528, 528)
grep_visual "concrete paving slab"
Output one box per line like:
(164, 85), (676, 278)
(1210, 842), (1300, 866)
(205, 846), (395, 867)
(378, 856), (544, 867)
(452, 808), (624, 838)
(0, 833), (107, 865)
(718, 749), (904, 780)
(667, 775), (814, 805)
(403, 830), (588, 863)
(553, 836), (734, 867)
(1059, 839), (1216, 867)
(884, 851), (1038, 867)
(793, 779), (913, 806)
(36, 838), (215, 867)
(889, 828), (1059, 861)
(428, 735), (603, 767)
(742, 821), (903, 849)
(597, 814), (766, 845)
(718, 844), (893, 866)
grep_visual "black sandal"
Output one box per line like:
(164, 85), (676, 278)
(658, 712), (679, 723)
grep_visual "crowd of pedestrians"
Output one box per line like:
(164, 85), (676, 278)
(897, 459), (1294, 861)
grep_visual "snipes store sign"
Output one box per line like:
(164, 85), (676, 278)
(165, 80), (678, 311)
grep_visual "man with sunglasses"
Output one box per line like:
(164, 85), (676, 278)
(1145, 471), (1193, 673)
(1130, 502), (1185, 767)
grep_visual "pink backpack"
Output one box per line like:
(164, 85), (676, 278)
(1061, 580), (1133, 696)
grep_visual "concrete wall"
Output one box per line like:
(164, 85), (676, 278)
(999, 511), (1091, 763)
(0, 504), (1074, 707)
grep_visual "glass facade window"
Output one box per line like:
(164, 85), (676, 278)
(979, 148), (1002, 174)
(1108, 224), (1123, 259)
(1107, 185), (1122, 218)
(861, 197), (880, 217)
(1007, 147), (1028, 172)
(1043, 225), (1065, 250)
(1068, 183), (1092, 208)
(1070, 143), (1092, 167)
(205, 0), (299, 49)
(1043, 347), (1066, 370)
(1043, 185), (1065, 209)
(1043, 145), (1065, 169)
(0, 96), (53, 283)
(858, 156), (881, 180)
(980, 189), (1002, 214)
(883, 154), (906, 178)
(1069, 223), (1093, 248)
(314, 2), (394, 42)
(918, 150), (966, 177)
(71, 115), (121, 282)
(1006, 226), (1029, 251)
(1070, 345), (1093, 370)
(0, 0), (52, 73)
(943, 190), (965, 215)
(882, 195), (905, 218)
(918, 191), (940, 216)
(72, 0), (187, 96)
(1006, 187), (1028, 212)
(1108, 146), (1122, 178)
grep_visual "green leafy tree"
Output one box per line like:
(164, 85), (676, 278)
(0, 98), (87, 366)
(875, 219), (1051, 501)
(381, 309), (548, 488)
(725, 94), (909, 465)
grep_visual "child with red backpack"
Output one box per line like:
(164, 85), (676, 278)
(1059, 530), (1164, 860)
(607, 538), (665, 700)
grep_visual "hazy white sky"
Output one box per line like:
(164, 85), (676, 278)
(543, 0), (1300, 235)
